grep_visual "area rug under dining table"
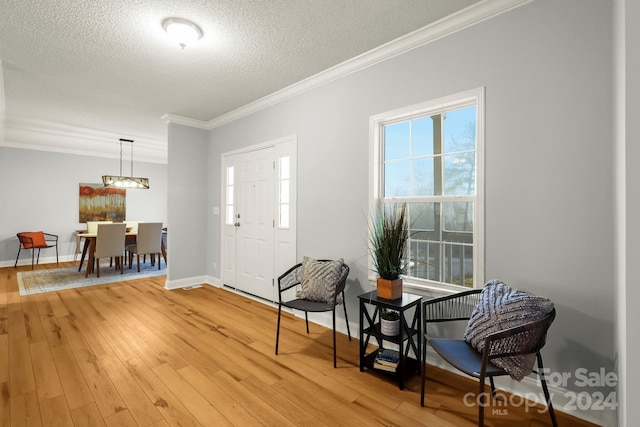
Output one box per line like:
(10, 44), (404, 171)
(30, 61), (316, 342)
(17, 262), (166, 296)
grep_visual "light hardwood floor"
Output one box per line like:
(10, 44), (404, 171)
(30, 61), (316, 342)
(1, 262), (598, 426)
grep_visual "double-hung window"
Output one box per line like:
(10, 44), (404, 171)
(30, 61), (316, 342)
(370, 88), (484, 290)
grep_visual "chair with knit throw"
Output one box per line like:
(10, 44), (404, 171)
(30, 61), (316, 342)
(15, 231), (59, 269)
(275, 257), (351, 368)
(420, 280), (557, 427)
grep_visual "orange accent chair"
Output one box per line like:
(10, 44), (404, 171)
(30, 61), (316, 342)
(15, 231), (59, 269)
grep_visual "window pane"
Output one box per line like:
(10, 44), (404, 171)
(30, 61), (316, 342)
(280, 180), (289, 204)
(443, 106), (476, 153)
(411, 157), (435, 196)
(226, 186), (234, 202)
(280, 204), (289, 228)
(408, 240), (440, 281)
(280, 156), (290, 179)
(443, 152), (475, 195)
(226, 206), (234, 225)
(443, 202), (473, 234)
(384, 122), (410, 160)
(227, 166), (234, 182)
(408, 202), (436, 232)
(443, 242), (473, 287)
(411, 116), (434, 157)
(384, 160), (410, 197)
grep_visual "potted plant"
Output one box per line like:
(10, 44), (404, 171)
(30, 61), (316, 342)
(369, 202), (409, 300)
(380, 308), (400, 336)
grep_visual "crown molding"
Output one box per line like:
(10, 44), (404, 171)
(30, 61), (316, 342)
(162, 0), (531, 131)
(160, 113), (210, 130)
(1, 115), (167, 164)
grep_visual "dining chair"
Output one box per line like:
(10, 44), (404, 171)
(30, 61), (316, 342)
(126, 222), (163, 272)
(93, 223), (126, 277)
(87, 220), (113, 234)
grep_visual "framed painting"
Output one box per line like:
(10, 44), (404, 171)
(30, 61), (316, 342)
(79, 183), (126, 223)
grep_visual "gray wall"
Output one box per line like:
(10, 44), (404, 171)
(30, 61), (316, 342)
(197, 0), (615, 405)
(0, 146), (167, 266)
(166, 123), (208, 280)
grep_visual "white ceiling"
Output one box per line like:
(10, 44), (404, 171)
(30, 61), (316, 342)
(0, 0), (490, 163)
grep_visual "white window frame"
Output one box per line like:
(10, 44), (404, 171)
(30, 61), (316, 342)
(369, 87), (485, 293)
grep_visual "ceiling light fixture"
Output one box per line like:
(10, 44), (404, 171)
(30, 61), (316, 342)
(162, 18), (203, 49)
(102, 138), (150, 189)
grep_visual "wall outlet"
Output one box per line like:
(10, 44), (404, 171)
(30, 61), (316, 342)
(213, 207), (220, 215)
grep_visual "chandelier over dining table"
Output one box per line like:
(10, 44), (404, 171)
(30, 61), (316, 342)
(102, 138), (150, 189)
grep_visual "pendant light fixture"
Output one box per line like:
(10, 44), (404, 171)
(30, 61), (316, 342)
(102, 138), (150, 189)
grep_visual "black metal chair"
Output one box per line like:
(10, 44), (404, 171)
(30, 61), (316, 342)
(420, 289), (558, 427)
(15, 231), (59, 269)
(275, 259), (351, 368)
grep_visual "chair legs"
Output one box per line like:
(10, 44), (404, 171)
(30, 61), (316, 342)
(420, 343), (556, 427)
(14, 246), (22, 268)
(275, 299), (351, 368)
(275, 304), (282, 355)
(537, 353), (559, 427)
(14, 247), (37, 270)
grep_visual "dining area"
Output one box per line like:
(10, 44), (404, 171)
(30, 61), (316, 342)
(76, 221), (167, 278)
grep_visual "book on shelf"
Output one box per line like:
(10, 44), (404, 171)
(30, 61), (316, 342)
(374, 348), (399, 372)
(373, 361), (397, 372)
(376, 349), (400, 364)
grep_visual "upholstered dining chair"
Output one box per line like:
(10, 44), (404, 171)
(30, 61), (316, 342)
(126, 222), (163, 272)
(420, 281), (558, 427)
(86, 220), (113, 234)
(14, 231), (59, 269)
(93, 223), (126, 277)
(275, 257), (351, 368)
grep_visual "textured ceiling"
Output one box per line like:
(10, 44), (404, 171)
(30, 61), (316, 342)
(0, 0), (482, 161)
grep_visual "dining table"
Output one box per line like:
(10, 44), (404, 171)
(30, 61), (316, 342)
(77, 230), (167, 277)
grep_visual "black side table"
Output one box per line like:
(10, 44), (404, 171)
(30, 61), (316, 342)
(358, 290), (422, 390)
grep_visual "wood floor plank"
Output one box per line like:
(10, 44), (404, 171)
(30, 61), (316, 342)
(99, 353), (164, 426)
(39, 394), (74, 427)
(70, 402), (107, 427)
(29, 340), (64, 400)
(211, 370), (296, 427)
(176, 365), (263, 426)
(8, 310), (36, 397)
(48, 339), (94, 410)
(10, 390), (41, 427)
(123, 357), (201, 427)
(0, 334), (8, 384)
(1, 263), (600, 427)
(72, 346), (127, 418)
(152, 363), (232, 426)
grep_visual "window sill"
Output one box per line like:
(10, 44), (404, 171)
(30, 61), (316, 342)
(367, 275), (473, 300)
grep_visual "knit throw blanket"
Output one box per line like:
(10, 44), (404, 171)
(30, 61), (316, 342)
(463, 280), (554, 381)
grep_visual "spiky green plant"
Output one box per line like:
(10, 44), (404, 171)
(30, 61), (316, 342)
(369, 203), (408, 280)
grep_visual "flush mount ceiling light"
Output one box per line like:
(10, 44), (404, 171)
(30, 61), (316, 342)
(102, 139), (150, 189)
(162, 18), (203, 49)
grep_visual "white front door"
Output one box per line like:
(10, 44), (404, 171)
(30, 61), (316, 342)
(222, 147), (275, 300)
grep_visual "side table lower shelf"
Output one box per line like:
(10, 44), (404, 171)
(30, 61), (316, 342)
(361, 351), (420, 385)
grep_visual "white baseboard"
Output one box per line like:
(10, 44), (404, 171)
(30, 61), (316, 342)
(3, 254), (75, 268)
